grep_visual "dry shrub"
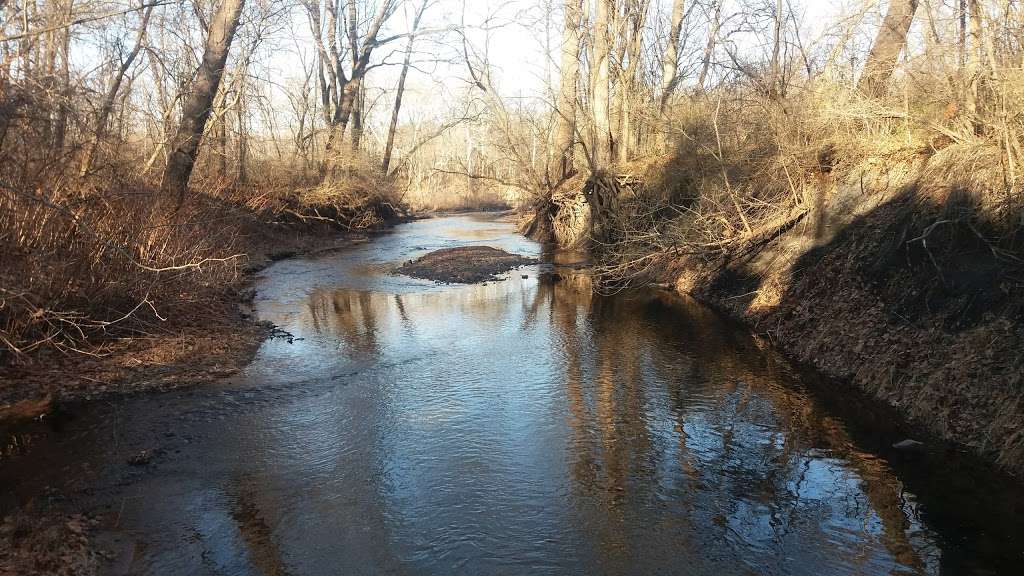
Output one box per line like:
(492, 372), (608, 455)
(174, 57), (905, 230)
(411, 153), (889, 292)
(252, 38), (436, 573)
(287, 154), (402, 230)
(0, 57), (413, 367)
(593, 91), (803, 279)
(0, 154), (410, 364)
(0, 179), (250, 362)
(400, 170), (516, 213)
(580, 74), (1024, 471)
(596, 72), (1023, 284)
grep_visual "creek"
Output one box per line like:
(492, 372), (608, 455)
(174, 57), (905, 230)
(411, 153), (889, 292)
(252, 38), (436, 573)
(2, 214), (1022, 575)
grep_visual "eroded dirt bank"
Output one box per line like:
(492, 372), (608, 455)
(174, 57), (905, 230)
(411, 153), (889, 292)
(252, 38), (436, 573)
(667, 151), (1024, 476)
(532, 146), (1023, 476)
(0, 230), (376, 420)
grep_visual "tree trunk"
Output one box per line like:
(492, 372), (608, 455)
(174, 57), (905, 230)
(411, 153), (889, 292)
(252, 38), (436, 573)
(617, 1), (647, 164)
(50, 0), (74, 155)
(769, 0), (783, 98)
(79, 4), (153, 177)
(161, 0), (246, 203)
(323, 0), (396, 175)
(971, 0), (999, 78)
(591, 0), (612, 169)
(217, 104), (228, 179)
(553, 0), (584, 181)
(381, 49), (412, 174)
(659, 0), (685, 111)
(237, 86), (248, 183)
(326, 78), (358, 163)
(963, 0), (999, 124)
(350, 84), (363, 152)
(697, 0), (721, 90)
(382, 0), (429, 175)
(959, 0), (967, 73)
(858, 0), (918, 95)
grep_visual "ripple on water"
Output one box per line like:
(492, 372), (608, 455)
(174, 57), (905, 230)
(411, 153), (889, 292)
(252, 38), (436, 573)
(1, 214), (1021, 576)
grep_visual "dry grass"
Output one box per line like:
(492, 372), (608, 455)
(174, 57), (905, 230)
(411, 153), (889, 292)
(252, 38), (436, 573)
(400, 171), (516, 213)
(0, 180), (246, 361)
(592, 72), (1024, 284)
(0, 148), (400, 365)
(291, 155), (402, 230)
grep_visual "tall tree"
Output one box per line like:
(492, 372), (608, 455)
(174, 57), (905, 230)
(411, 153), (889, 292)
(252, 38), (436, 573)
(323, 0), (399, 172)
(554, 0), (584, 181)
(161, 0), (246, 202)
(616, 0), (648, 163)
(591, 0), (613, 168)
(79, 3), (154, 177)
(697, 0), (721, 90)
(659, 0), (685, 111)
(302, 0), (345, 137)
(769, 0), (783, 98)
(382, 0), (430, 175)
(49, 0), (75, 156)
(858, 0), (918, 95)
(302, 0), (395, 166)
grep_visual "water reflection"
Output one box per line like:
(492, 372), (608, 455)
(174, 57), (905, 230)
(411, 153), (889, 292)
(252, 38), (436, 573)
(1, 215), (1020, 575)
(247, 261), (964, 575)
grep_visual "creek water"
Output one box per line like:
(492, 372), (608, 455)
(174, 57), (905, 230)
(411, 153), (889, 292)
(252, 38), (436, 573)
(2, 214), (1022, 575)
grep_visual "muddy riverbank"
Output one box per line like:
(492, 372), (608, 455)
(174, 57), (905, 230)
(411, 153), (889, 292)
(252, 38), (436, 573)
(0, 230), (378, 419)
(663, 178), (1024, 477)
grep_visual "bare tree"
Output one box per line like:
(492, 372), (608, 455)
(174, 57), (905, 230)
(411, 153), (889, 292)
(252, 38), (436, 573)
(323, 0), (400, 170)
(160, 0), (246, 202)
(591, 0), (613, 168)
(554, 0), (584, 180)
(382, 0), (430, 175)
(79, 3), (155, 177)
(698, 0), (722, 90)
(858, 0), (918, 94)
(769, 0), (783, 98)
(615, 0), (648, 163)
(659, 0), (686, 110)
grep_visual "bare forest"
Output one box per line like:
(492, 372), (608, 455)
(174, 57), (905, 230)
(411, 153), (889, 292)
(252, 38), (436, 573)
(3, 2), (1024, 574)
(2, 0), (1023, 465)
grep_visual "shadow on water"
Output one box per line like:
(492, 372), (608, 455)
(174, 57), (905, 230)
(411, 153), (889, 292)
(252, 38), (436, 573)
(1, 214), (1022, 575)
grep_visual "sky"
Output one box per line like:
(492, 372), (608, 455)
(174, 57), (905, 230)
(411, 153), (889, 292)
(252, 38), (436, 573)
(59, 0), (862, 141)
(256, 0), (854, 139)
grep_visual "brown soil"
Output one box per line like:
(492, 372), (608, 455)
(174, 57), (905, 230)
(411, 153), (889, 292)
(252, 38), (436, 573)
(0, 314), (268, 409)
(396, 246), (537, 284)
(0, 512), (99, 576)
(664, 151), (1024, 476)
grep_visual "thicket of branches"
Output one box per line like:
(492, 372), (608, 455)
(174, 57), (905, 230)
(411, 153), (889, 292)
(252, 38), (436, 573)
(0, 0), (428, 361)
(3, 0), (1023, 360)
(477, 0), (1024, 289)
